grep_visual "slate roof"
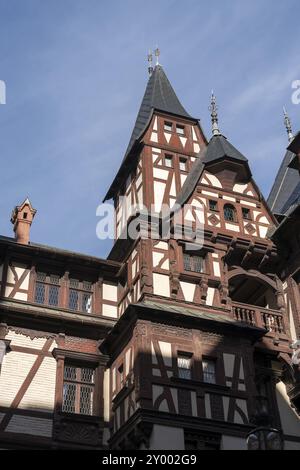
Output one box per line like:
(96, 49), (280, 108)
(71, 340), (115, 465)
(175, 134), (249, 207)
(124, 65), (194, 159)
(202, 134), (248, 164)
(104, 65), (198, 201)
(267, 150), (299, 215)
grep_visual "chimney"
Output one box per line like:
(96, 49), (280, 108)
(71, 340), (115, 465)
(10, 198), (37, 245)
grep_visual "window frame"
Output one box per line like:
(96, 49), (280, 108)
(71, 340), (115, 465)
(209, 199), (218, 212)
(62, 363), (96, 416)
(202, 358), (217, 384)
(163, 154), (173, 168)
(34, 271), (61, 307)
(177, 352), (193, 380)
(183, 252), (206, 274)
(176, 124), (185, 136)
(164, 121), (173, 133)
(68, 278), (94, 314)
(179, 157), (188, 172)
(242, 207), (251, 220)
(223, 204), (238, 223)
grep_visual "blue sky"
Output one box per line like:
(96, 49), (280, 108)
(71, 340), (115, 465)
(0, 0), (299, 257)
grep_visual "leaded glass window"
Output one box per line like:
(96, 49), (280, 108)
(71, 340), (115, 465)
(203, 359), (216, 384)
(34, 272), (60, 306)
(62, 365), (95, 416)
(183, 253), (205, 273)
(178, 354), (192, 380)
(68, 279), (93, 313)
(224, 204), (237, 222)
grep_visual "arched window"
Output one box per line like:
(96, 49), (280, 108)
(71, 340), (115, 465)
(224, 204), (237, 222)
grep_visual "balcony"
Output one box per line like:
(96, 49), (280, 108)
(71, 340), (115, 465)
(232, 302), (286, 336)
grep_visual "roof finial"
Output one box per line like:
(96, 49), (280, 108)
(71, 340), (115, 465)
(209, 90), (221, 136)
(154, 46), (160, 66)
(283, 106), (294, 143)
(147, 50), (153, 76)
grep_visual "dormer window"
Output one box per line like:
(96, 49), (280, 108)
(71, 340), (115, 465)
(164, 121), (173, 132)
(224, 204), (237, 223)
(176, 125), (185, 135)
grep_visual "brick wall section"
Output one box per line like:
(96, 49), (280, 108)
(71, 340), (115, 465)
(65, 336), (99, 354)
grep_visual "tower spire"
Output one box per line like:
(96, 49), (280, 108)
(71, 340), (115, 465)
(283, 107), (294, 143)
(209, 91), (221, 136)
(147, 50), (153, 76)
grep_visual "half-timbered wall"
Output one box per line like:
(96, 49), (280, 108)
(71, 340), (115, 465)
(0, 328), (57, 441)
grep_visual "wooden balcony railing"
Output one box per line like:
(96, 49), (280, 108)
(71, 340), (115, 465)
(232, 302), (285, 335)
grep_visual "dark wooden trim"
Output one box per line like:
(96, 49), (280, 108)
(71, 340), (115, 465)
(52, 348), (108, 366)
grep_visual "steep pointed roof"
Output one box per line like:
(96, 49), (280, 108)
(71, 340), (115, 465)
(124, 65), (194, 159)
(267, 149), (299, 215)
(104, 65), (197, 201)
(202, 134), (248, 164)
(176, 134), (250, 207)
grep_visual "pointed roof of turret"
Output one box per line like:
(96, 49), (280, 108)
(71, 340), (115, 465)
(267, 110), (299, 216)
(124, 64), (193, 158)
(175, 94), (250, 207)
(104, 64), (198, 201)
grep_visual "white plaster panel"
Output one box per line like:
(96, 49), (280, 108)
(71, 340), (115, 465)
(233, 183), (247, 194)
(258, 225), (268, 238)
(276, 381), (300, 436)
(104, 368), (110, 422)
(223, 353), (235, 378)
(153, 168), (169, 180)
(191, 391), (197, 417)
(153, 273), (170, 297)
(206, 287), (215, 306)
(213, 261), (221, 277)
(180, 281), (196, 302)
(205, 394), (211, 419)
(19, 356), (56, 411)
(202, 190), (219, 198)
(179, 136), (187, 147)
(180, 174), (187, 186)
(164, 132), (171, 143)
(102, 304), (118, 318)
(240, 200), (256, 207)
(154, 241), (168, 250)
(158, 341), (172, 367)
(102, 283), (118, 301)
(225, 223), (240, 233)
(205, 173), (222, 188)
(0, 352), (36, 407)
(151, 132), (158, 142)
(154, 181), (166, 213)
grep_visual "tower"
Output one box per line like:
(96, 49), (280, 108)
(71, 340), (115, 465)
(100, 61), (297, 450)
